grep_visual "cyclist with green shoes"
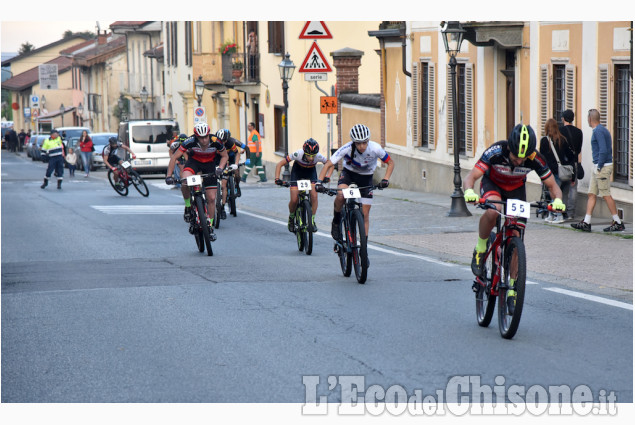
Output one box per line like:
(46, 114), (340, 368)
(274, 138), (327, 232)
(463, 124), (565, 280)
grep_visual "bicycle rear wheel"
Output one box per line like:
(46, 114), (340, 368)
(339, 215), (352, 277)
(195, 195), (213, 256)
(350, 209), (368, 283)
(301, 199), (313, 255)
(107, 169), (128, 196)
(130, 170), (149, 197)
(476, 232), (497, 327)
(498, 236), (525, 339)
(228, 176), (237, 216)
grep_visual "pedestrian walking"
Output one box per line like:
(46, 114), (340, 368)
(571, 109), (625, 232)
(18, 129), (26, 152)
(559, 109), (584, 220)
(6, 126), (19, 153)
(241, 122), (267, 183)
(78, 130), (93, 177)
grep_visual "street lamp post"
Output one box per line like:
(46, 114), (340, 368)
(442, 21), (471, 217)
(195, 75), (205, 106)
(77, 102), (83, 126)
(60, 103), (65, 127)
(140, 86), (149, 119)
(278, 52), (295, 182)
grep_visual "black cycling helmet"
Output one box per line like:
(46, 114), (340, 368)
(178, 133), (188, 142)
(507, 124), (536, 159)
(303, 138), (319, 155)
(216, 128), (231, 142)
(108, 136), (118, 145)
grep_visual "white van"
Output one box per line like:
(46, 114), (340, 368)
(118, 119), (180, 174)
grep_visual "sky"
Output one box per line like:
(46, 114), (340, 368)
(1, 21), (103, 54)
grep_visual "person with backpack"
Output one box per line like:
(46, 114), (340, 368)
(78, 130), (94, 177)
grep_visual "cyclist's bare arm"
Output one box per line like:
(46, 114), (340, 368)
(383, 158), (395, 180)
(166, 148), (185, 177)
(274, 157), (289, 180)
(217, 148), (229, 171)
(318, 160), (335, 181)
(463, 166), (485, 193)
(543, 174), (563, 200)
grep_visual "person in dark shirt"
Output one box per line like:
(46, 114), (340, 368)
(559, 109), (584, 219)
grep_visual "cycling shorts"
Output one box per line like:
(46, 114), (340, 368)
(337, 168), (374, 205)
(183, 158), (218, 188)
(289, 162), (318, 187)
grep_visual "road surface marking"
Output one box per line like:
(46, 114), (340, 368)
(544, 288), (632, 310)
(92, 205), (182, 214)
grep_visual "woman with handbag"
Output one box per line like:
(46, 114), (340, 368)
(78, 130), (93, 177)
(539, 118), (576, 223)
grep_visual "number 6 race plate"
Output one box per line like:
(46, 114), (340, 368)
(297, 179), (311, 192)
(507, 199), (530, 218)
(186, 175), (203, 186)
(343, 187), (362, 199)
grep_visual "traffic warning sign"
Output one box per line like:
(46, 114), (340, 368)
(299, 21), (333, 39)
(298, 41), (332, 73)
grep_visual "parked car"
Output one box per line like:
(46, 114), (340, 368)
(28, 135), (47, 161)
(57, 126), (91, 149)
(76, 132), (117, 171)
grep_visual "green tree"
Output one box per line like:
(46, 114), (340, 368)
(18, 42), (35, 55)
(63, 30), (95, 39)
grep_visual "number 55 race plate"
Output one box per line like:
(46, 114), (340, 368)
(507, 199), (530, 218)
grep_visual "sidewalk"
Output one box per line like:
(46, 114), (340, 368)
(237, 176), (633, 303)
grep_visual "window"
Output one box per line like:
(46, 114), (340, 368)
(447, 62), (473, 156)
(553, 64), (566, 122)
(185, 22), (192, 66)
(412, 61), (436, 149)
(613, 64), (631, 182)
(171, 22), (178, 67)
(268, 21), (284, 54)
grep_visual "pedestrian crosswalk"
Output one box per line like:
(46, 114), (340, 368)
(92, 205), (182, 214)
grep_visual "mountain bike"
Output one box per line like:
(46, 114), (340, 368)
(107, 160), (150, 197)
(180, 173), (216, 256)
(215, 162), (245, 226)
(282, 180), (314, 255)
(322, 184), (381, 284)
(472, 197), (551, 339)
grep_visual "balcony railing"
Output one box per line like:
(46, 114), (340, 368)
(220, 52), (260, 84)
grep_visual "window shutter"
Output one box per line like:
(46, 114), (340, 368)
(540, 64), (549, 138)
(630, 75), (633, 184)
(447, 64), (454, 151)
(598, 64), (609, 127)
(428, 62), (436, 149)
(465, 63), (474, 156)
(411, 61), (419, 147)
(565, 64), (576, 115)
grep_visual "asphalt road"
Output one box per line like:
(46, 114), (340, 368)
(1, 151), (632, 411)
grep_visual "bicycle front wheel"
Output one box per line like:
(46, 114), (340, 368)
(476, 232), (497, 327)
(107, 169), (128, 196)
(300, 199), (313, 255)
(295, 205), (306, 252)
(350, 209), (368, 284)
(195, 195), (213, 256)
(339, 215), (352, 277)
(130, 170), (149, 197)
(498, 236), (526, 339)
(214, 185), (222, 229)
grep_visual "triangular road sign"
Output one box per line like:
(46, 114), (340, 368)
(299, 21), (333, 39)
(298, 41), (333, 73)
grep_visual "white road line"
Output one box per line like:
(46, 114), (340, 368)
(92, 205), (182, 214)
(544, 288), (633, 311)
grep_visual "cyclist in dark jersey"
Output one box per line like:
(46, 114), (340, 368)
(165, 122), (228, 238)
(103, 136), (137, 187)
(463, 124), (565, 277)
(214, 129), (246, 219)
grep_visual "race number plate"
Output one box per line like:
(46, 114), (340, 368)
(186, 175), (203, 186)
(342, 187), (362, 199)
(297, 179), (311, 192)
(121, 161), (131, 168)
(507, 199), (530, 218)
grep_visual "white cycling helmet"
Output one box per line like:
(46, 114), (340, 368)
(350, 124), (370, 143)
(216, 128), (230, 141)
(194, 122), (210, 137)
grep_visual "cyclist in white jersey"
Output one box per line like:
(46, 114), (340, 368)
(316, 124), (394, 241)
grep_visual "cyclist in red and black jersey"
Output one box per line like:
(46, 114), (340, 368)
(462, 124), (566, 277)
(165, 122), (228, 236)
(214, 129), (246, 218)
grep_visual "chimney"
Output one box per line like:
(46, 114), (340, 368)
(330, 47), (364, 148)
(98, 31), (107, 45)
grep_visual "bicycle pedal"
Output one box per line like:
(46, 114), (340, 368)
(472, 280), (481, 293)
(333, 244), (340, 253)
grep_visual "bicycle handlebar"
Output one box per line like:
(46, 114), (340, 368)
(320, 184), (383, 196)
(476, 198), (553, 212)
